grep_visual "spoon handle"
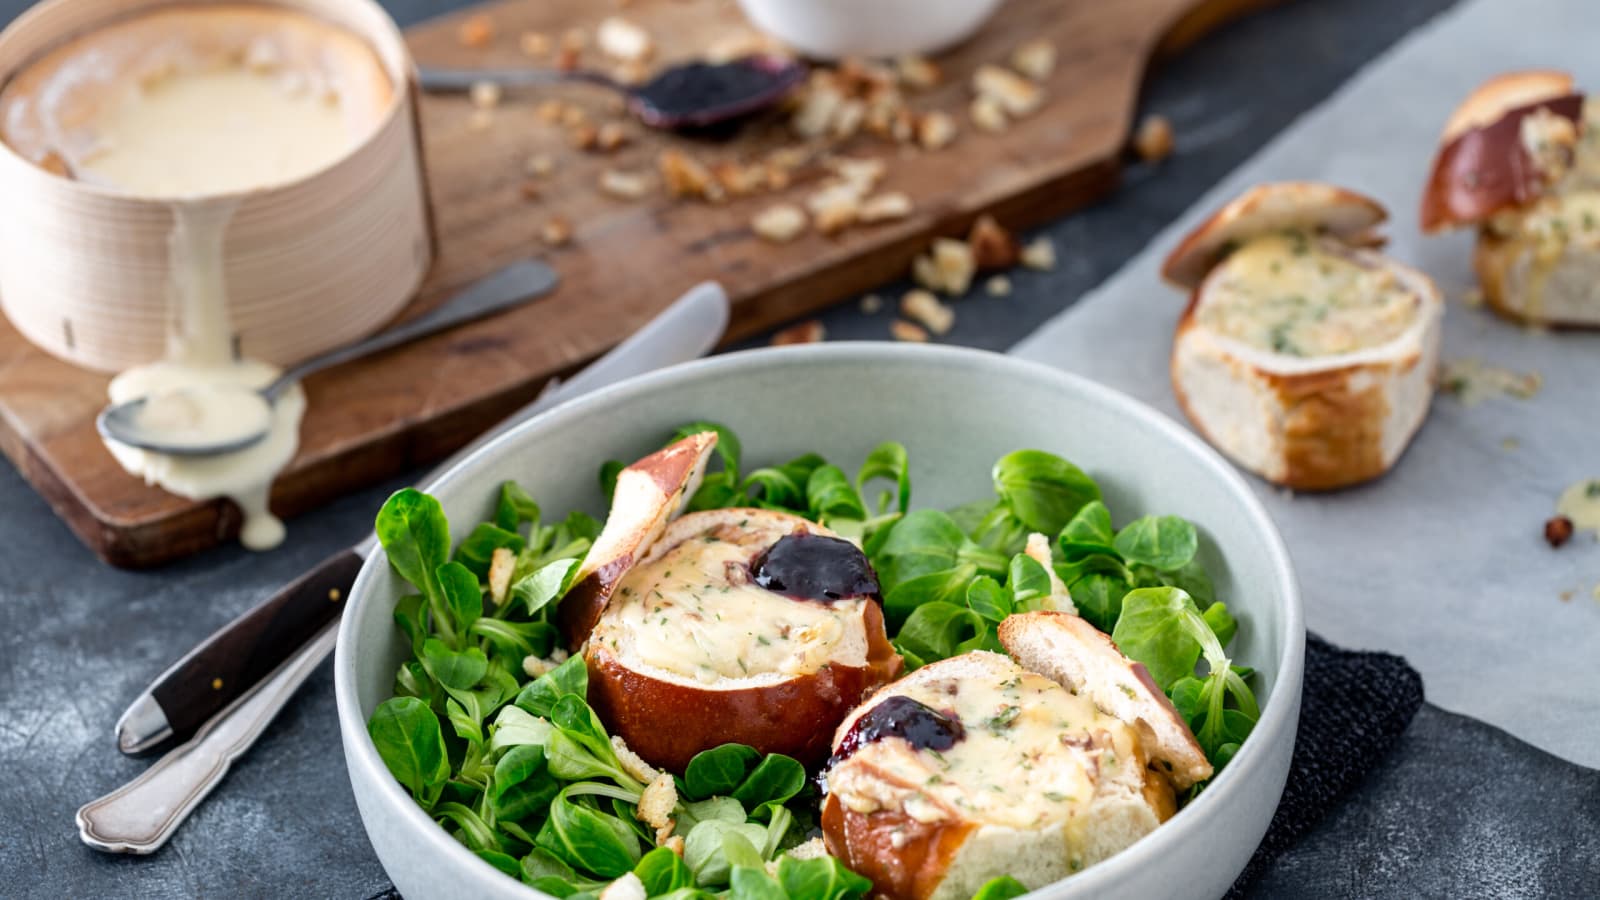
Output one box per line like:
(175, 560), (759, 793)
(415, 65), (618, 93)
(264, 260), (559, 401)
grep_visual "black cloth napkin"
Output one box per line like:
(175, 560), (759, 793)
(367, 634), (1424, 900)
(1225, 633), (1423, 898)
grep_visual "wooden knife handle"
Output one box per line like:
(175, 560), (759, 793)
(149, 548), (364, 745)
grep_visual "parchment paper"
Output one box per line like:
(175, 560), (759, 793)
(1012, 0), (1600, 767)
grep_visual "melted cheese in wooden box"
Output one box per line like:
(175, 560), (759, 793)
(597, 514), (864, 684)
(1195, 233), (1420, 358)
(829, 659), (1138, 831)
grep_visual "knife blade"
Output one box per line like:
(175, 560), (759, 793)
(113, 280), (730, 755)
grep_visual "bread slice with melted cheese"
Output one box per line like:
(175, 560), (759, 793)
(1421, 70), (1600, 327)
(820, 652), (1173, 900)
(1163, 182), (1444, 490)
(998, 612), (1212, 789)
(584, 508), (901, 772)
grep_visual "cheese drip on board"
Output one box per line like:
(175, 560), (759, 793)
(102, 201), (306, 551)
(0, 5), (394, 550)
(1196, 233), (1420, 358)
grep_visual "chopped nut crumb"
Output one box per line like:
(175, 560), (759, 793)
(542, 217), (573, 247)
(974, 64), (1043, 116)
(519, 31), (551, 58)
(659, 149), (723, 201)
(571, 123), (599, 150)
(826, 157), (887, 193)
(536, 99), (566, 123)
(771, 320), (826, 345)
(518, 179), (541, 201)
(971, 95), (1008, 133)
(457, 13), (495, 49)
(902, 289), (955, 334)
(967, 214), (1019, 269)
(807, 184), (861, 234)
(521, 654), (555, 678)
(860, 293), (885, 314)
(599, 168), (651, 199)
(895, 55), (941, 90)
(833, 99), (866, 138)
(469, 80), (502, 110)
(917, 111), (959, 150)
(713, 162), (765, 196)
(792, 82), (846, 138)
(1020, 236), (1057, 270)
(561, 105), (589, 128)
(1547, 515), (1575, 548)
(1133, 114), (1175, 163)
(525, 153), (555, 176)
(986, 274), (1013, 297)
(596, 122), (630, 151)
(890, 319), (930, 342)
(860, 192), (914, 223)
(597, 16), (653, 62)
(1011, 39), (1057, 81)
(932, 238), (978, 294)
(752, 204), (808, 243)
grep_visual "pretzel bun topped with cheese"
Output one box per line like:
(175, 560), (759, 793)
(1421, 70), (1600, 327)
(1163, 182), (1444, 490)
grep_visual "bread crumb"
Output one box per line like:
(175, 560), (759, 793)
(785, 837), (830, 861)
(525, 153), (555, 177)
(637, 772), (677, 832)
(611, 734), (662, 783)
(753, 204), (808, 243)
(659, 149), (723, 201)
(930, 238), (977, 295)
(1011, 39), (1057, 81)
(792, 81), (845, 138)
(596, 122), (630, 151)
(664, 835), (685, 857)
(826, 157), (886, 193)
(971, 95), (1008, 133)
(917, 111), (959, 150)
(1020, 236), (1057, 270)
(541, 217), (573, 247)
(519, 31), (551, 58)
(860, 293), (885, 314)
(469, 80), (501, 110)
(967, 214), (1019, 269)
(1133, 114), (1175, 163)
(457, 13), (495, 49)
(895, 55), (941, 90)
(1439, 358), (1542, 405)
(974, 64), (1043, 116)
(488, 547), (515, 605)
(597, 16), (653, 62)
(599, 872), (645, 900)
(986, 274), (1013, 297)
(771, 320), (826, 345)
(902, 289), (954, 334)
(807, 184), (861, 234)
(713, 161), (765, 196)
(860, 192), (913, 223)
(832, 99), (866, 139)
(599, 168), (651, 199)
(890, 319), (929, 342)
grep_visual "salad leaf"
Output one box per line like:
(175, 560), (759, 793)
(368, 696), (449, 806)
(454, 523), (526, 579)
(673, 422), (742, 478)
(806, 465), (869, 522)
(963, 575), (1012, 624)
(895, 601), (989, 662)
(971, 876), (1030, 900)
(516, 654), (589, 718)
(683, 744), (761, 800)
(776, 855), (872, 900)
(635, 846), (695, 895)
(536, 787), (643, 878)
(731, 754), (807, 813)
(1057, 500), (1117, 560)
(855, 441), (911, 515)
(491, 744), (559, 821)
(1113, 515), (1199, 572)
(1007, 553), (1053, 612)
(992, 450), (1101, 534)
(598, 461), (625, 503)
(1068, 572), (1129, 633)
(730, 866), (788, 900)
(1109, 587), (1206, 689)
(435, 561), (485, 638)
(883, 564), (978, 631)
(496, 481), (542, 532)
(377, 489), (454, 641)
(420, 637), (487, 692)
(511, 558), (580, 617)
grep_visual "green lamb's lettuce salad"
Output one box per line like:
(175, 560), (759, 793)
(367, 422), (1260, 900)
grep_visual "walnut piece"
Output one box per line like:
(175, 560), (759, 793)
(917, 111), (958, 150)
(1133, 115), (1175, 163)
(1011, 39), (1057, 81)
(752, 204), (809, 243)
(986, 274), (1013, 297)
(890, 320), (930, 342)
(967, 214), (1019, 269)
(974, 64), (1043, 116)
(971, 95), (1008, 133)
(659, 149), (724, 201)
(1020, 236), (1057, 270)
(770, 320), (827, 345)
(901, 289), (955, 334)
(860, 192), (914, 223)
(895, 55), (941, 90)
(541, 217), (573, 247)
(599, 169), (651, 200)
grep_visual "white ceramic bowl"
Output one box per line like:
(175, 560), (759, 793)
(735, 0), (1006, 60)
(336, 344), (1304, 900)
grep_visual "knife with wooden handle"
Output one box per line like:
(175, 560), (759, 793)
(113, 279), (731, 756)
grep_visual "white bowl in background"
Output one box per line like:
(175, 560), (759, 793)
(336, 343), (1305, 900)
(735, 0), (1006, 60)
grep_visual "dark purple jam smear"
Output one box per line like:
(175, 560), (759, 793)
(752, 532), (880, 603)
(831, 696), (966, 768)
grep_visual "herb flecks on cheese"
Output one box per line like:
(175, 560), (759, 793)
(828, 654), (1138, 831)
(1196, 232), (1419, 358)
(599, 513), (865, 684)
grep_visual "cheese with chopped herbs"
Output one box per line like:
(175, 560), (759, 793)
(1195, 232), (1420, 358)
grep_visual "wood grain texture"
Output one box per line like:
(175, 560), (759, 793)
(0, 0), (1274, 567)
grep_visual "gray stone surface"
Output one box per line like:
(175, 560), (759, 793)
(13, 0), (1592, 898)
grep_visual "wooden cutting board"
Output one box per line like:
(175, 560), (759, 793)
(0, 0), (1275, 568)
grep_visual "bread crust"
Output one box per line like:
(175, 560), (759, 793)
(1474, 224), (1600, 328)
(1160, 182), (1387, 290)
(1169, 251), (1442, 491)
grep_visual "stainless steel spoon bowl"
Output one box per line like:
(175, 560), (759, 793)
(96, 260), (560, 457)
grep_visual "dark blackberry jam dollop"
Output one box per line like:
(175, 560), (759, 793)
(752, 532), (880, 603)
(832, 696), (966, 766)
